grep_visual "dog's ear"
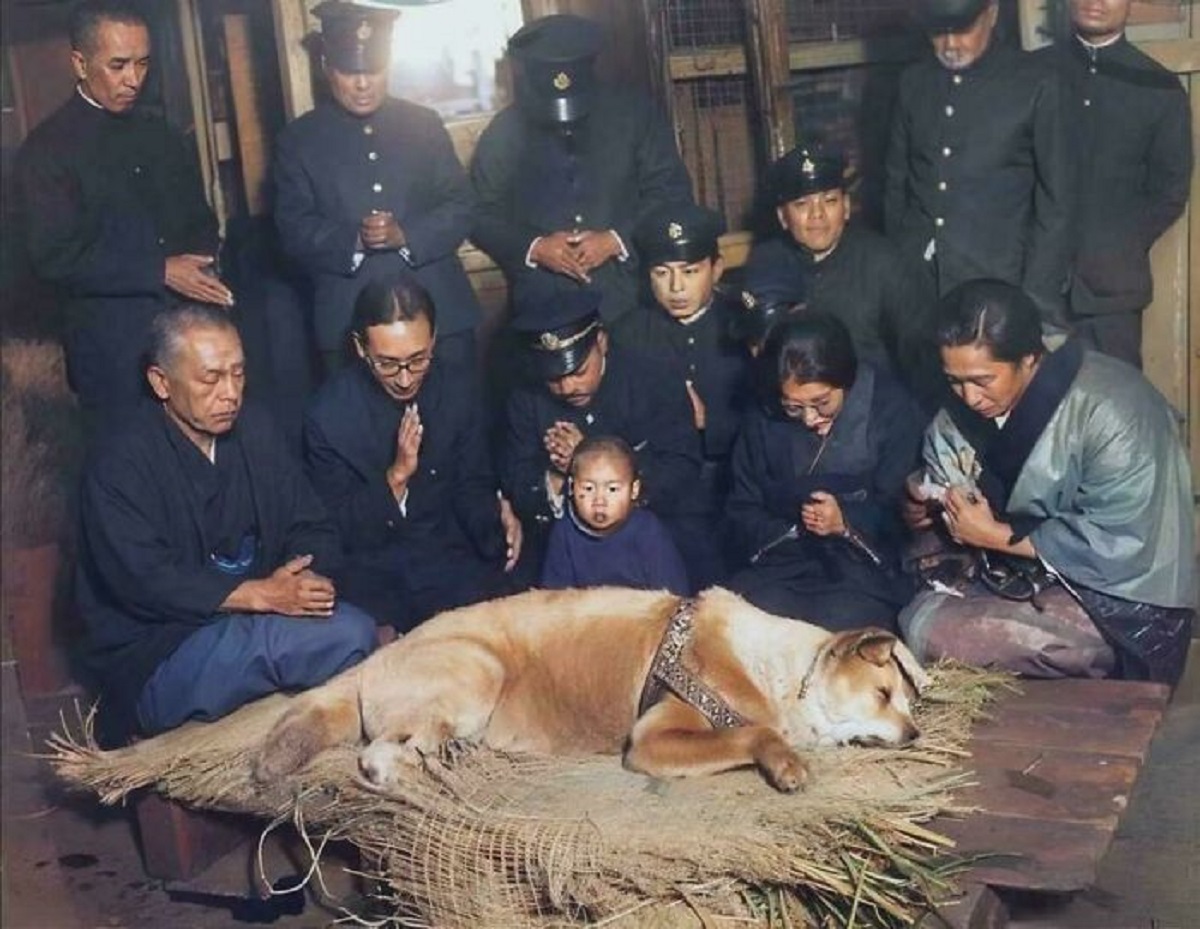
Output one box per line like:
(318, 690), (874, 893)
(891, 640), (932, 695)
(852, 629), (899, 668)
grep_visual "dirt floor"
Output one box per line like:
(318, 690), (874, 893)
(2, 639), (1198, 928)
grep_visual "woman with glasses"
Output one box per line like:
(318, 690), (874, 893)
(303, 275), (522, 633)
(900, 280), (1194, 686)
(725, 312), (925, 631)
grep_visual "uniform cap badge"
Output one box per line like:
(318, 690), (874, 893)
(667, 222), (683, 240)
(741, 291), (758, 310)
(539, 331), (564, 351)
(356, 20), (373, 42)
(552, 71), (572, 91)
(801, 157), (815, 177)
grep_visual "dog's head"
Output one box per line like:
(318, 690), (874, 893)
(800, 628), (929, 748)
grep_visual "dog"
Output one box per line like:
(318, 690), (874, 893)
(254, 587), (930, 792)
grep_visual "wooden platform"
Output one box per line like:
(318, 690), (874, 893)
(931, 679), (1172, 927)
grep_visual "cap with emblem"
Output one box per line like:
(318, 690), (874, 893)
(771, 146), (847, 204)
(634, 202), (726, 268)
(511, 284), (604, 380)
(507, 14), (603, 125)
(914, 0), (991, 32)
(312, 1), (399, 73)
(731, 268), (807, 347)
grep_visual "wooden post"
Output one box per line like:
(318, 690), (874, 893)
(176, 0), (225, 231)
(271, 0), (316, 121)
(223, 14), (269, 217)
(743, 0), (794, 163)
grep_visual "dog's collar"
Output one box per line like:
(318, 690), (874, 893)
(638, 597), (748, 729)
(796, 642), (828, 702)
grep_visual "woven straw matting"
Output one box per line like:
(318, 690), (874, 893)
(48, 663), (1010, 928)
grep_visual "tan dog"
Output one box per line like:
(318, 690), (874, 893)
(254, 587), (930, 792)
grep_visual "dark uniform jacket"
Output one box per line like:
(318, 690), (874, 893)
(76, 402), (339, 744)
(609, 290), (749, 463)
(274, 98), (480, 351)
(726, 365), (923, 627)
(502, 346), (703, 530)
(470, 88), (693, 323)
(743, 225), (928, 374)
(14, 92), (219, 411)
(885, 43), (1072, 328)
(541, 507), (689, 595)
(1037, 37), (1192, 318)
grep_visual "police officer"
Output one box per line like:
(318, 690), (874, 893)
(501, 286), (703, 582)
(1038, 0), (1192, 368)
(746, 147), (930, 384)
(612, 202), (750, 585)
(471, 14), (693, 325)
(885, 0), (1073, 335)
(273, 2), (481, 376)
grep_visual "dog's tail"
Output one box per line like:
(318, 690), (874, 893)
(253, 669), (364, 783)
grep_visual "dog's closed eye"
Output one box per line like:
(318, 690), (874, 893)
(877, 687), (893, 703)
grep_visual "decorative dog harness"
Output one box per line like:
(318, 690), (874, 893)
(637, 598), (748, 729)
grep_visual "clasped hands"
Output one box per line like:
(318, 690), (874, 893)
(531, 229), (622, 283)
(226, 554), (337, 619)
(360, 210), (406, 252)
(903, 473), (1004, 548)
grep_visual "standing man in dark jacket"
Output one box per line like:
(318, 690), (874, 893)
(304, 277), (522, 631)
(15, 0), (232, 423)
(1038, 0), (1192, 367)
(885, 0), (1073, 335)
(470, 13), (693, 326)
(274, 2), (481, 376)
(746, 147), (932, 391)
(612, 202), (750, 584)
(502, 287), (703, 581)
(77, 305), (375, 748)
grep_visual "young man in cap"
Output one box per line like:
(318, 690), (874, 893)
(471, 13), (693, 325)
(273, 1), (481, 377)
(885, 0), (1073, 336)
(501, 286), (703, 581)
(1037, 0), (1192, 368)
(14, 0), (232, 426)
(745, 147), (929, 392)
(611, 202), (750, 584)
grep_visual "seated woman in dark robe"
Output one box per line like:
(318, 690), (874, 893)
(900, 280), (1194, 686)
(725, 312), (924, 631)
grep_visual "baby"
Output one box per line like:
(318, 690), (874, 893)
(540, 435), (689, 594)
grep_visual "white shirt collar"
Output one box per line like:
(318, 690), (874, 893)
(1076, 32), (1123, 52)
(76, 83), (104, 109)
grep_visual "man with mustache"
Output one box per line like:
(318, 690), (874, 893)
(273, 2), (481, 378)
(885, 0), (1073, 337)
(76, 304), (376, 748)
(1037, 0), (1192, 368)
(501, 286), (703, 580)
(14, 0), (232, 426)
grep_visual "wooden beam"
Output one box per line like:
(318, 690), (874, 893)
(668, 36), (921, 82)
(175, 0), (225, 230)
(223, 14), (269, 217)
(743, 0), (794, 160)
(1139, 37), (1200, 73)
(271, 0), (316, 121)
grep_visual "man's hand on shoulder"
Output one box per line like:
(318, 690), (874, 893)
(165, 254), (235, 307)
(223, 554), (336, 618)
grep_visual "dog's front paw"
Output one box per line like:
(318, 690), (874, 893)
(358, 739), (420, 788)
(759, 744), (809, 793)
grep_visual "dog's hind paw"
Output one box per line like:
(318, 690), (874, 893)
(760, 745), (809, 793)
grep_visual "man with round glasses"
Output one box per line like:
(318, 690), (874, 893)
(303, 276), (523, 632)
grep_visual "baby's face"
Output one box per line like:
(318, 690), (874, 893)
(570, 454), (639, 535)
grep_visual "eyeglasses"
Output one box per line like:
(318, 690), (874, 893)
(780, 393), (840, 419)
(360, 349), (433, 378)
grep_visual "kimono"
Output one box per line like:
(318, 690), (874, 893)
(901, 340), (1195, 685)
(725, 364), (924, 630)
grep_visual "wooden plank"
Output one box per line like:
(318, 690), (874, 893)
(1191, 72), (1200, 488)
(270, 0), (316, 121)
(970, 703), (1163, 759)
(222, 14), (269, 217)
(938, 814), (1113, 892)
(996, 678), (1170, 712)
(957, 743), (1141, 826)
(744, 0), (794, 160)
(668, 36), (920, 81)
(929, 882), (1009, 929)
(1139, 37), (1200, 72)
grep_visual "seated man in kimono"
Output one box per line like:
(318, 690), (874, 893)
(77, 304), (377, 748)
(303, 275), (522, 631)
(900, 279), (1194, 687)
